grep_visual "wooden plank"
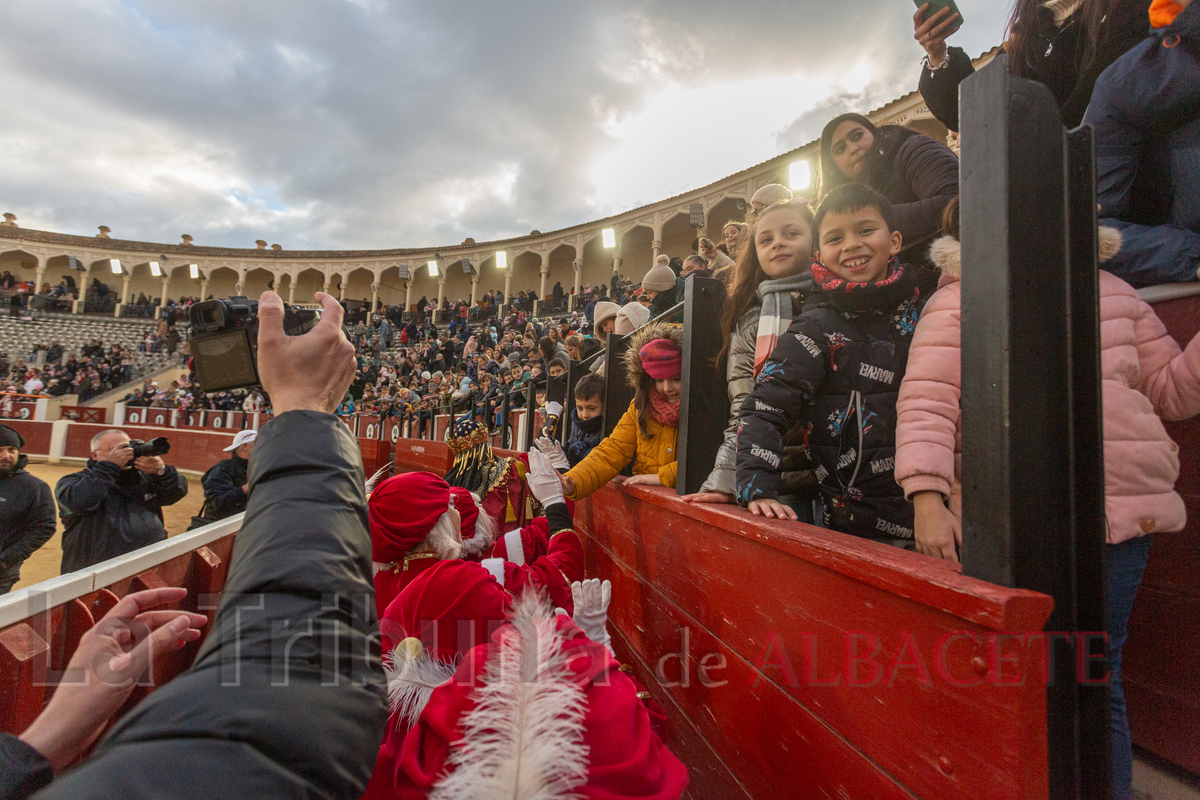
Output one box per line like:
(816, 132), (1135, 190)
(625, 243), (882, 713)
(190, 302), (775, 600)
(392, 439), (452, 474)
(0, 623), (50, 734)
(577, 484), (1053, 800)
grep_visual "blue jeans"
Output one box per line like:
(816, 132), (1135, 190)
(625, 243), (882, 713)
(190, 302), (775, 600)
(1107, 536), (1151, 800)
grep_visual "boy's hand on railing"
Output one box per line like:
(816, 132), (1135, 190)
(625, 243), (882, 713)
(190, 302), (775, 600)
(681, 491), (734, 505)
(748, 498), (798, 520)
(19, 587), (207, 773)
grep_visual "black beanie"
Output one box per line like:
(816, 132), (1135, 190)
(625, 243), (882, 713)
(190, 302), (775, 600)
(0, 425), (25, 450)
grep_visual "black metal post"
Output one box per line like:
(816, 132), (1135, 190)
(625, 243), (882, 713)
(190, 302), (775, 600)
(676, 276), (728, 495)
(500, 389), (512, 449)
(602, 333), (634, 439)
(959, 55), (1110, 800)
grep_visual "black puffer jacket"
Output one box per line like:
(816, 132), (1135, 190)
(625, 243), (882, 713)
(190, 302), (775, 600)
(33, 412), (387, 800)
(0, 455), (56, 585)
(201, 453), (249, 520)
(862, 126), (959, 271)
(56, 460), (188, 573)
(735, 263), (929, 542)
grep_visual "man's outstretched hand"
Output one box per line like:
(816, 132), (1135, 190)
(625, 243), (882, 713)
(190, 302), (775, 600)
(257, 291), (356, 416)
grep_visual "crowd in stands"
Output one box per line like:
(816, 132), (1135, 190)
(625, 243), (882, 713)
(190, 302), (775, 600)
(0, 338), (151, 403)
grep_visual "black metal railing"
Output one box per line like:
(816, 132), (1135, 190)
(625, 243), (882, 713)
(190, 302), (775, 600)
(960, 54), (1109, 799)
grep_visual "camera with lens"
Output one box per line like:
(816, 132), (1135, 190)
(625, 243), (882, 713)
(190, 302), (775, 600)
(128, 437), (171, 458)
(187, 297), (320, 392)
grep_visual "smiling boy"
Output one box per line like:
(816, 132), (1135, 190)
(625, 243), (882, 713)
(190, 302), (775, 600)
(735, 183), (930, 546)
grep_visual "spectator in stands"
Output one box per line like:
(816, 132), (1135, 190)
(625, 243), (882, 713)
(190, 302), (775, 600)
(698, 236), (735, 282)
(817, 112), (959, 273)
(560, 321), (683, 499)
(894, 202), (1200, 800)
(685, 200), (816, 509)
(565, 373), (606, 467)
(724, 221), (749, 260)
(13, 290), (387, 799)
(642, 255), (684, 319)
(1082, 0), (1200, 286)
(593, 301), (621, 348)
(22, 372), (43, 395)
(913, 0), (1148, 132)
(680, 255), (711, 278)
(55, 429), (189, 573)
(199, 430), (256, 523)
(735, 185), (928, 545)
(0, 425), (56, 594)
(612, 301), (651, 336)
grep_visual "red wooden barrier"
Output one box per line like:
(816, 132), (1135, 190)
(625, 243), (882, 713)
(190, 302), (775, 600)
(1, 420), (53, 457)
(0, 402), (39, 421)
(58, 406), (107, 424)
(1124, 293), (1200, 775)
(64, 423), (242, 474)
(359, 438), (391, 480)
(575, 483), (1054, 800)
(392, 439), (453, 475)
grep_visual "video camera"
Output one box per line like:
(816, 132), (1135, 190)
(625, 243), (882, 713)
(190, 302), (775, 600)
(127, 437), (171, 458)
(187, 297), (320, 392)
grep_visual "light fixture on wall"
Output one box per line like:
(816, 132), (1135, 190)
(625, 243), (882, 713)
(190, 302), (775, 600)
(109, 259), (123, 275)
(149, 261), (161, 277)
(189, 263), (205, 280)
(496, 251), (507, 270)
(789, 160), (812, 191)
(427, 260), (439, 277)
(601, 228), (616, 248)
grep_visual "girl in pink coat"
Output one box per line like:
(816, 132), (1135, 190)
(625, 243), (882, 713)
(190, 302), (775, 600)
(894, 200), (1200, 799)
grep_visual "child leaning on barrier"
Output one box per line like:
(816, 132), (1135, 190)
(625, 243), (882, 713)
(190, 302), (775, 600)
(682, 199), (815, 509)
(565, 373), (606, 467)
(735, 184), (931, 547)
(893, 196), (1200, 799)
(558, 321), (683, 500)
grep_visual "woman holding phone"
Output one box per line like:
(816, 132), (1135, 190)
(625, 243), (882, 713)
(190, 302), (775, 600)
(914, 0), (1151, 131)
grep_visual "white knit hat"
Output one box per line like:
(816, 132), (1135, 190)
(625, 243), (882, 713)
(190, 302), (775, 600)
(593, 301), (620, 330)
(613, 302), (651, 336)
(751, 183), (793, 208)
(640, 255), (676, 292)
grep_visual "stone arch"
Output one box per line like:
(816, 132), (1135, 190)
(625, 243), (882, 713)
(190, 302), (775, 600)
(546, 243), (577, 310)
(580, 235), (611, 296)
(346, 266), (376, 304)
(661, 209), (698, 261)
(207, 266), (240, 299)
(375, 265), (409, 309)
(512, 251), (542, 300)
(619, 226), (654, 283)
(706, 195), (749, 246)
(243, 267), (275, 297)
(473, 254), (506, 296)
(0, 250), (40, 287)
(293, 267), (326, 302)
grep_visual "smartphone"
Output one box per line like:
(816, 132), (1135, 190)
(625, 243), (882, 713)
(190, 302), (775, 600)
(914, 0), (963, 29)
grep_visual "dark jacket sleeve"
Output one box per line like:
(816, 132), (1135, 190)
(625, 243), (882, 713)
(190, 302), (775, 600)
(890, 135), (961, 249)
(0, 480), (56, 569)
(917, 46), (974, 132)
(34, 412), (387, 800)
(150, 467), (187, 508)
(54, 461), (119, 516)
(735, 319), (827, 504)
(0, 733), (53, 800)
(203, 462), (246, 518)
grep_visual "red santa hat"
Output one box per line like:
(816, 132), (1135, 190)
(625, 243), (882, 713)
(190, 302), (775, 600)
(369, 472), (460, 564)
(449, 487), (497, 560)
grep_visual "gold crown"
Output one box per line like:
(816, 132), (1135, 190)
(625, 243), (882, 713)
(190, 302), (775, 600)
(447, 425), (490, 454)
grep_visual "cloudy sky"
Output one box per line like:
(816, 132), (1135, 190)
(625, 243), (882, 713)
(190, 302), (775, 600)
(0, 0), (1007, 251)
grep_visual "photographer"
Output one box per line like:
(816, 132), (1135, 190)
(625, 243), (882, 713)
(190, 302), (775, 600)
(55, 431), (187, 573)
(199, 430), (255, 522)
(0, 425), (56, 594)
(16, 291), (386, 799)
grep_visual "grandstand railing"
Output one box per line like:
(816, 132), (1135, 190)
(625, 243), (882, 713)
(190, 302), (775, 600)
(0, 514), (243, 736)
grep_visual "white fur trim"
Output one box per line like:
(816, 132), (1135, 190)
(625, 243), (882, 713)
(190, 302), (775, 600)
(480, 558), (507, 589)
(503, 529), (526, 566)
(1098, 226), (1122, 265)
(928, 236), (961, 278)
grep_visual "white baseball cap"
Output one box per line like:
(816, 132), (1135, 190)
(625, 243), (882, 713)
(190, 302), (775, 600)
(223, 430), (257, 452)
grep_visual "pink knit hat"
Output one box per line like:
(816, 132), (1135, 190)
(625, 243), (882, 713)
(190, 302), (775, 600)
(639, 338), (682, 380)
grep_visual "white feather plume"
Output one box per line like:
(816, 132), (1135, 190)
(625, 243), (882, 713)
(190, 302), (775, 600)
(365, 462), (394, 497)
(431, 590), (589, 800)
(385, 639), (458, 730)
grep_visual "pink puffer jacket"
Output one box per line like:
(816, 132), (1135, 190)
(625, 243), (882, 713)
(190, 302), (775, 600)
(895, 230), (1200, 544)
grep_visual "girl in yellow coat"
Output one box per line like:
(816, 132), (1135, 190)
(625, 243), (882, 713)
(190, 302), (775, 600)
(561, 322), (682, 499)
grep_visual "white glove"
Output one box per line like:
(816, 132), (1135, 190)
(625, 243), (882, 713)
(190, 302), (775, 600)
(525, 448), (565, 507)
(534, 437), (571, 471)
(572, 579), (614, 655)
(544, 401), (563, 418)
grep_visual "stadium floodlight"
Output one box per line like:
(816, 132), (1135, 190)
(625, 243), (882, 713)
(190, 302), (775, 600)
(789, 160), (812, 191)
(496, 251), (507, 270)
(427, 260), (440, 277)
(189, 263), (200, 279)
(149, 261), (161, 277)
(601, 228), (616, 248)
(109, 259), (122, 275)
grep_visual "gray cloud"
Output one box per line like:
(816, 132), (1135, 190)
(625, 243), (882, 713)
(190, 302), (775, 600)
(0, 0), (1007, 250)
